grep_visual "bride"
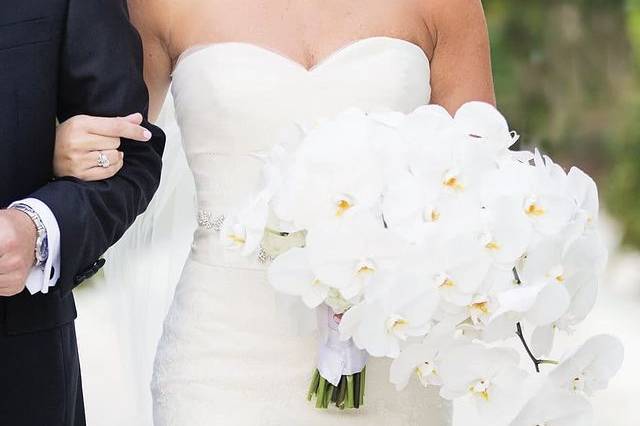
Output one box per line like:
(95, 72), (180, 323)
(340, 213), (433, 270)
(54, 0), (495, 424)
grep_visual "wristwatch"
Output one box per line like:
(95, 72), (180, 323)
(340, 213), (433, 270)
(10, 203), (49, 267)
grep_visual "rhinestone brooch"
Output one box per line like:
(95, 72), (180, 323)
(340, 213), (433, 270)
(197, 210), (225, 232)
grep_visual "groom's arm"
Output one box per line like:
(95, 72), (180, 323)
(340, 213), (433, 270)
(30, 0), (165, 295)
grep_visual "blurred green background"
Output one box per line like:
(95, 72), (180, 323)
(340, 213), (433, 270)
(484, 0), (640, 247)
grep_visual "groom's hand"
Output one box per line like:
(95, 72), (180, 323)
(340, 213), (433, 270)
(0, 209), (37, 296)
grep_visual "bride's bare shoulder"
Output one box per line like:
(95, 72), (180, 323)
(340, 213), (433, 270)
(418, 0), (487, 37)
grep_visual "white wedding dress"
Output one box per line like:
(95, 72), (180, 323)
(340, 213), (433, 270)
(152, 36), (452, 425)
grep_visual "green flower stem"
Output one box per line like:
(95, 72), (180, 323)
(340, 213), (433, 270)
(331, 382), (340, 403)
(346, 375), (355, 409)
(307, 369), (320, 401)
(359, 367), (366, 406)
(353, 373), (361, 409)
(316, 377), (327, 408)
(324, 383), (334, 408)
(337, 376), (347, 409)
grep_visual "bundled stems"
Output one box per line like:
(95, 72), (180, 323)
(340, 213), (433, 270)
(307, 368), (367, 409)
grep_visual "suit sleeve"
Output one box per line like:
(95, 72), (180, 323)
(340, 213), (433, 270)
(30, 0), (166, 295)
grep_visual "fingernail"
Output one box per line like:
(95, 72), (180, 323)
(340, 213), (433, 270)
(143, 129), (152, 140)
(125, 112), (143, 123)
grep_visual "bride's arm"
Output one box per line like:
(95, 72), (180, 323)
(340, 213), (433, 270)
(128, 0), (174, 122)
(422, 0), (496, 113)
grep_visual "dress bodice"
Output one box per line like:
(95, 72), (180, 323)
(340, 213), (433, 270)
(154, 38), (452, 425)
(170, 36), (431, 266)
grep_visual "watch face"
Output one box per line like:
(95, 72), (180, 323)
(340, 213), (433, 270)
(36, 234), (49, 263)
(40, 235), (49, 262)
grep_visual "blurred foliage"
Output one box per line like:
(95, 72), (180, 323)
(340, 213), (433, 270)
(484, 0), (640, 246)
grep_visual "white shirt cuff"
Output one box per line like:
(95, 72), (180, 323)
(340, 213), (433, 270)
(9, 198), (61, 295)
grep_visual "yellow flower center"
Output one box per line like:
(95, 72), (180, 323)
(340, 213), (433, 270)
(415, 362), (437, 386)
(548, 265), (565, 284)
(443, 173), (464, 191)
(442, 168), (465, 191)
(439, 276), (455, 288)
(470, 379), (491, 401)
(485, 241), (501, 251)
(386, 315), (409, 339)
(228, 234), (246, 246)
(525, 197), (545, 217)
(424, 207), (441, 223)
(335, 195), (355, 217)
(356, 259), (376, 277)
(471, 301), (490, 315)
(358, 265), (375, 274)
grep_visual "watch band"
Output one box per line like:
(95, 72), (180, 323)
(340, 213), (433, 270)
(9, 203), (49, 267)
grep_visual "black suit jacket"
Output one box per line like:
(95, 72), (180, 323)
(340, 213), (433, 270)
(0, 0), (165, 335)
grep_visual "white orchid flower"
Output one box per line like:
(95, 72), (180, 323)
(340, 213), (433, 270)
(490, 226), (600, 333)
(478, 196), (533, 266)
(438, 342), (528, 418)
(338, 278), (439, 359)
(398, 104), (454, 154)
(220, 193), (269, 256)
(566, 166), (599, 229)
(418, 235), (493, 307)
(466, 294), (500, 327)
(462, 266), (520, 340)
(498, 228), (607, 336)
(267, 247), (329, 309)
(525, 152), (577, 236)
(271, 109), (399, 230)
(522, 230), (605, 295)
(410, 133), (495, 202)
(490, 279), (570, 330)
(306, 213), (407, 301)
(481, 310), (522, 343)
(531, 256), (601, 357)
(482, 155), (575, 237)
(390, 341), (442, 390)
(549, 334), (624, 397)
(510, 382), (593, 426)
(398, 104), (497, 202)
(453, 101), (520, 154)
(389, 321), (457, 390)
(382, 169), (484, 245)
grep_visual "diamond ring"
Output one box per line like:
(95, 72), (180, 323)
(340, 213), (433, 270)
(97, 151), (110, 168)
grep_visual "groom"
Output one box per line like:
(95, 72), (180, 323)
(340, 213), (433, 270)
(0, 0), (164, 425)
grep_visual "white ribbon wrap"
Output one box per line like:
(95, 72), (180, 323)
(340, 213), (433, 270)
(316, 305), (368, 386)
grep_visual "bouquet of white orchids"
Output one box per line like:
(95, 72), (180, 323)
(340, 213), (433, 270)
(222, 102), (624, 422)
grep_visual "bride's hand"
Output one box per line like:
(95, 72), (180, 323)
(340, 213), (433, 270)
(54, 113), (152, 181)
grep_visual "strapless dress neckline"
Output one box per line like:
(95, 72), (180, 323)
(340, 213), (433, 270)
(173, 36), (429, 75)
